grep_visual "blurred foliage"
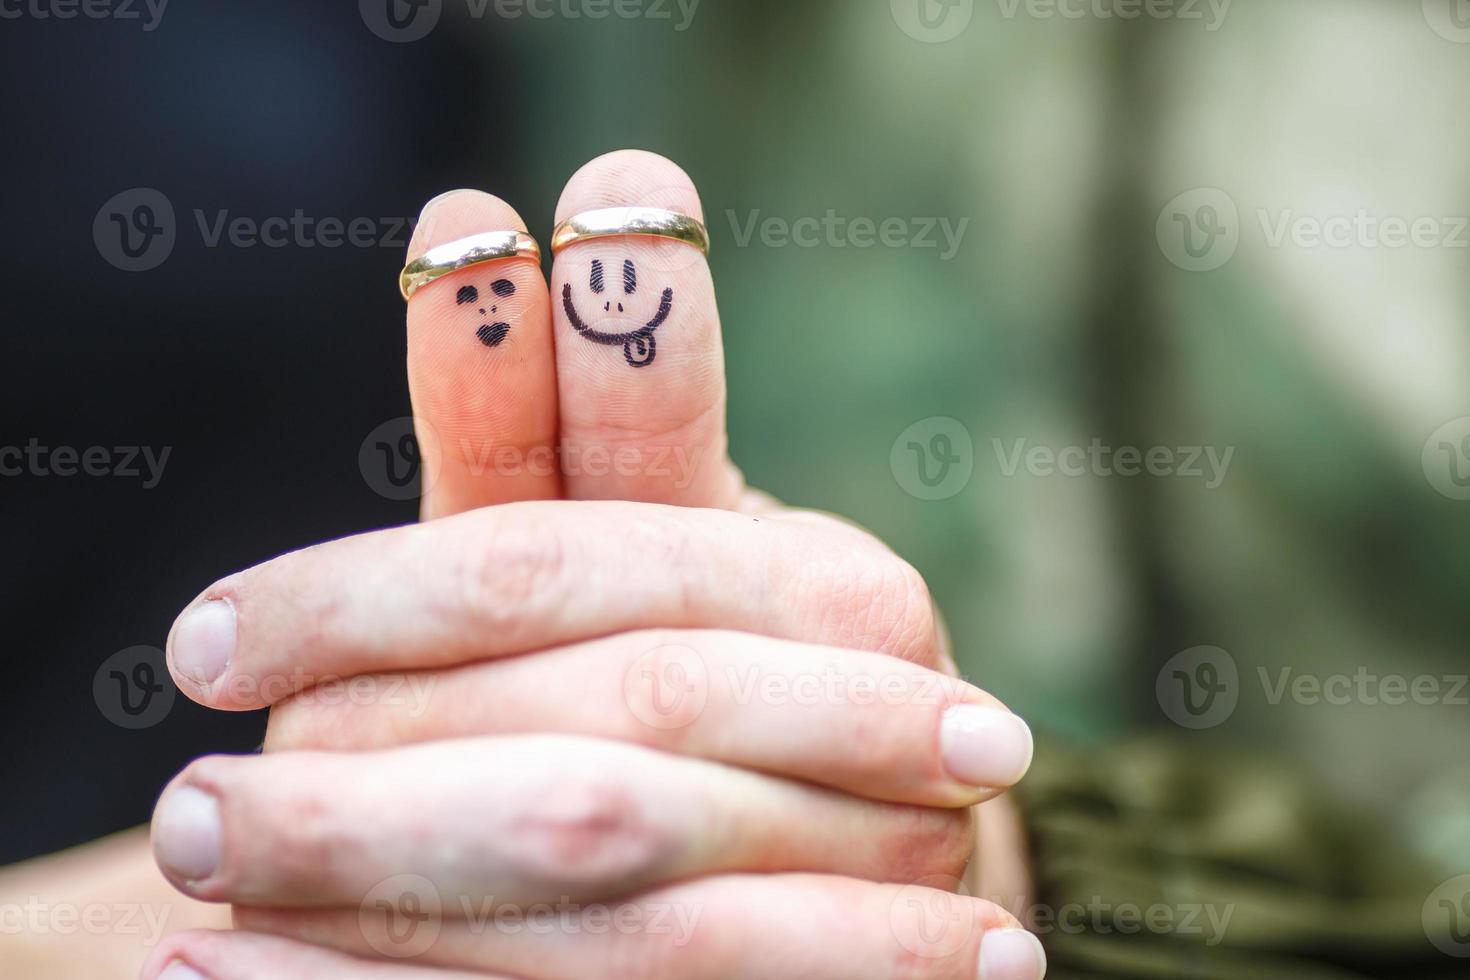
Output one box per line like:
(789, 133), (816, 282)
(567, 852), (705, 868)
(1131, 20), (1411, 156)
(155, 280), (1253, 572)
(465, 0), (1470, 847)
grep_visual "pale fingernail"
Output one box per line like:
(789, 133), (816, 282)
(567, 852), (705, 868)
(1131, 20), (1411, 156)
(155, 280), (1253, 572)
(159, 962), (208, 980)
(409, 188), (477, 255)
(153, 785), (222, 884)
(979, 928), (1047, 980)
(170, 599), (235, 687)
(941, 705), (1034, 787)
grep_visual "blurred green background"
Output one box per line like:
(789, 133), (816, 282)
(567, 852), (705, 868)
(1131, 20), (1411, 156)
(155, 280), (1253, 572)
(438, 0), (1470, 858)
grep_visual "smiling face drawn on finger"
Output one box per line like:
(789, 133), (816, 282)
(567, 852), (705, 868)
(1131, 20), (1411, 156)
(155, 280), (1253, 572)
(457, 278), (517, 348)
(562, 258), (673, 368)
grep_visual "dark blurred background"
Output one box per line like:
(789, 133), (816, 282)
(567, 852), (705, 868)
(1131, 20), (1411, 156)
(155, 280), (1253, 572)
(2, 0), (1468, 891)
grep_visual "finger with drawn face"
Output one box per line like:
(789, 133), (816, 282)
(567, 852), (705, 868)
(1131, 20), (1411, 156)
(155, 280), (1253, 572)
(550, 151), (745, 508)
(406, 190), (559, 519)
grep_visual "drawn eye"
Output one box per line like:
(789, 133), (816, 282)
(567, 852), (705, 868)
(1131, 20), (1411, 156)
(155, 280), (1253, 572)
(456, 285), (479, 305)
(590, 260), (605, 294)
(623, 259), (637, 295)
(492, 279), (516, 298)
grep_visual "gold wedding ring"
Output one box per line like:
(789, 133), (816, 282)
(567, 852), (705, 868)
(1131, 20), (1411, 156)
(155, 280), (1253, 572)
(399, 231), (542, 301)
(550, 207), (710, 258)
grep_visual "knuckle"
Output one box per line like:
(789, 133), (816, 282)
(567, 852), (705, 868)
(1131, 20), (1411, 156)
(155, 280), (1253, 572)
(450, 513), (569, 640)
(812, 551), (938, 665)
(878, 558), (939, 665)
(623, 512), (697, 574)
(620, 514), (702, 614)
(260, 781), (366, 895)
(508, 775), (673, 894)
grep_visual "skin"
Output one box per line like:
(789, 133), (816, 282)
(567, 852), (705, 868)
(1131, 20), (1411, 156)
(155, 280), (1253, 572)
(0, 152), (1041, 979)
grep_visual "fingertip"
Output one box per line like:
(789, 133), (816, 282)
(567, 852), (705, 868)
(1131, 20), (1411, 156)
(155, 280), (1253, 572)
(555, 149), (705, 223)
(940, 705), (1035, 790)
(979, 928), (1048, 980)
(166, 595), (237, 705)
(403, 187), (560, 511)
(408, 188), (533, 261)
(150, 775), (223, 896)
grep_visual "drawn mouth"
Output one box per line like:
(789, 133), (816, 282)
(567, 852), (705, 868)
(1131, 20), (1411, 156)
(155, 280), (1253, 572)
(476, 322), (511, 347)
(562, 284), (673, 369)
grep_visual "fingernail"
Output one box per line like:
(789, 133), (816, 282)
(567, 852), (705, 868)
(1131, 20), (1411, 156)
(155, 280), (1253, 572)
(421, 187), (474, 216)
(153, 785), (222, 884)
(979, 928), (1047, 980)
(170, 599), (235, 687)
(159, 962), (208, 980)
(941, 705), (1034, 787)
(409, 188), (476, 255)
